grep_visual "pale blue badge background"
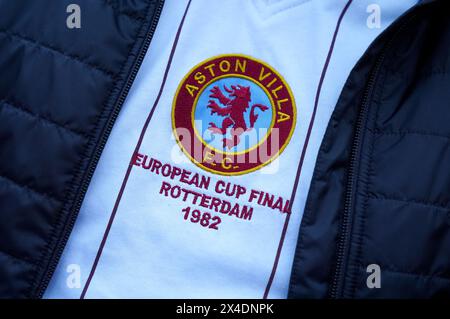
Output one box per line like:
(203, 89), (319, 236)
(45, 0), (419, 299)
(194, 77), (273, 153)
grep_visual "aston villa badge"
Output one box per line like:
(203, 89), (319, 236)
(172, 54), (296, 175)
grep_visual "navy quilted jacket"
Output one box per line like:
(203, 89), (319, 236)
(0, 0), (449, 298)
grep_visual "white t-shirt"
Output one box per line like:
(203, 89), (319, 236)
(45, 0), (417, 298)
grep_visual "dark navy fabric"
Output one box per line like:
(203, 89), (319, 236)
(0, 0), (164, 298)
(288, 0), (450, 298)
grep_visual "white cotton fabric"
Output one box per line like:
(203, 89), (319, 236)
(45, 0), (417, 298)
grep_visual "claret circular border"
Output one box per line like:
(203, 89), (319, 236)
(172, 54), (296, 176)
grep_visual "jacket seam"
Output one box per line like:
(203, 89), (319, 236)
(386, 68), (450, 79)
(0, 99), (88, 139)
(0, 249), (38, 266)
(368, 194), (450, 212)
(0, 28), (115, 79)
(0, 174), (62, 204)
(104, 0), (154, 21)
(369, 128), (450, 141)
(357, 265), (450, 283)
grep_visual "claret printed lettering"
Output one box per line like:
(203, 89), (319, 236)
(133, 153), (290, 231)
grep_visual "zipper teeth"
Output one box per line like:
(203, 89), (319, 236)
(35, 1), (164, 298)
(329, 13), (418, 299)
(329, 66), (378, 299)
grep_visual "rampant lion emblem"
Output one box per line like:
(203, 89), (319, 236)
(207, 84), (269, 149)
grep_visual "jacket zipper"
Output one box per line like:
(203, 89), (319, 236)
(35, 0), (165, 298)
(329, 59), (380, 299)
(329, 12), (418, 298)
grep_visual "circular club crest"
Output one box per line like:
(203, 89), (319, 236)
(172, 54), (296, 175)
